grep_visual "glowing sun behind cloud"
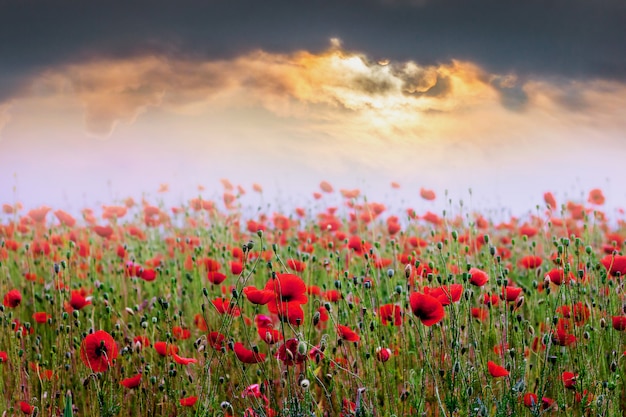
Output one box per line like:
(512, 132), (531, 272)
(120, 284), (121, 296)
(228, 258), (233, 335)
(1, 39), (626, 215)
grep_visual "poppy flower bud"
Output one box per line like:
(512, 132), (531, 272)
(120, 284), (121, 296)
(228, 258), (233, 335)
(300, 378), (310, 390)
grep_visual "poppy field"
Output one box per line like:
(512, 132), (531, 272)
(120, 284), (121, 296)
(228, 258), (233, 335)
(1, 183), (626, 417)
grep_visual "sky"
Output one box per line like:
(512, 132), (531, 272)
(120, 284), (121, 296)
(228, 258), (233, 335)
(1, 0), (625, 220)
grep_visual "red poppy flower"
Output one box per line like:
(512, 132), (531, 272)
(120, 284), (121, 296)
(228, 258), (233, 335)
(140, 268), (157, 282)
(172, 326), (191, 340)
(337, 325), (360, 342)
(207, 271), (227, 285)
(588, 188), (605, 205)
(420, 188), (436, 201)
(121, 373), (142, 389)
(376, 347), (392, 363)
(379, 304), (403, 326)
(575, 390), (594, 406)
(154, 341), (178, 356)
(80, 330), (118, 372)
(233, 342), (266, 364)
(519, 255), (542, 269)
(208, 332), (226, 350)
(323, 290), (342, 302)
(276, 339), (307, 366)
(320, 181), (334, 193)
(601, 255), (626, 277)
(29, 362), (53, 380)
(425, 284), (463, 306)
(552, 328), (576, 346)
(572, 302), (590, 326)
(287, 259), (306, 272)
(545, 268), (574, 286)
(519, 224), (538, 238)
(243, 286), (274, 305)
(0, 351), (7, 363)
(562, 371), (577, 389)
(501, 286), (522, 302)
(523, 392), (538, 408)
(469, 268), (489, 287)
(66, 289), (91, 311)
(20, 401), (34, 415)
(211, 297), (241, 316)
(133, 335), (151, 349)
(172, 353), (198, 365)
(230, 261), (243, 275)
(194, 314), (208, 332)
(93, 225), (114, 239)
(3, 289), (22, 308)
(612, 316), (626, 331)
(487, 361), (509, 377)
(409, 293), (445, 326)
(471, 307), (489, 321)
(32, 312), (51, 324)
(265, 273), (308, 324)
(258, 326), (283, 345)
(544, 192), (557, 210)
(179, 396), (198, 407)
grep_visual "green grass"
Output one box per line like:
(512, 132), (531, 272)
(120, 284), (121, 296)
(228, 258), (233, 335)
(1, 191), (625, 416)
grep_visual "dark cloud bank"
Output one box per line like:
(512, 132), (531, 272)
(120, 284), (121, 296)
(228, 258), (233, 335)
(1, 0), (625, 102)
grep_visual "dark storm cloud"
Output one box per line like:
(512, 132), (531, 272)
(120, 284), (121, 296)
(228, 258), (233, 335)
(0, 0), (624, 102)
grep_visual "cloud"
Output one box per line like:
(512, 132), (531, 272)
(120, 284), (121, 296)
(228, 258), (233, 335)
(1, 41), (626, 149)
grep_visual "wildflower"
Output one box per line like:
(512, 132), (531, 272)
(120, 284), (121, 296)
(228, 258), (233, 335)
(420, 188), (436, 201)
(523, 392), (538, 408)
(207, 271), (227, 285)
(425, 284), (463, 306)
(487, 361), (509, 378)
(601, 255), (626, 277)
(233, 342), (266, 364)
(264, 273), (308, 325)
(66, 289), (91, 312)
(172, 326), (191, 340)
(133, 336), (151, 349)
(562, 372), (577, 389)
(409, 293), (445, 326)
(287, 259), (306, 272)
(471, 307), (489, 321)
(588, 188), (605, 205)
(612, 316), (626, 331)
(20, 401), (35, 414)
(544, 192), (557, 209)
(519, 255), (542, 269)
(121, 374), (142, 389)
(32, 312), (51, 324)
(154, 341), (178, 356)
(379, 304), (403, 326)
(469, 268), (489, 287)
(276, 339), (307, 366)
(0, 351), (8, 363)
(501, 286), (522, 302)
(376, 347), (392, 363)
(172, 353), (198, 365)
(337, 325), (360, 342)
(140, 268), (157, 281)
(243, 286), (274, 305)
(179, 396), (198, 407)
(80, 330), (118, 372)
(3, 289), (22, 308)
